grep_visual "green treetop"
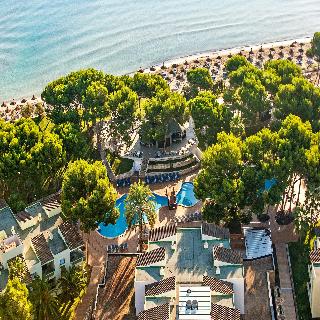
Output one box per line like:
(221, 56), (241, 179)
(188, 91), (232, 148)
(82, 81), (109, 124)
(0, 278), (32, 320)
(187, 68), (213, 90)
(194, 132), (251, 224)
(139, 89), (188, 145)
(264, 60), (302, 85)
(274, 77), (320, 129)
(58, 264), (88, 302)
(61, 159), (118, 232)
(225, 55), (250, 73)
(30, 276), (60, 320)
(0, 118), (65, 211)
(311, 32), (320, 85)
(42, 69), (123, 128)
(228, 64), (262, 88)
(106, 86), (139, 153)
(130, 73), (169, 98)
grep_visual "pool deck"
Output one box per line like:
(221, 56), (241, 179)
(83, 172), (201, 265)
(75, 172), (202, 319)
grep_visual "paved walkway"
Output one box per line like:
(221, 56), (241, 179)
(244, 200), (300, 320)
(275, 243), (297, 320)
(254, 205), (299, 320)
(75, 265), (104, 320)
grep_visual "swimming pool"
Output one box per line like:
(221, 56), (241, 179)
(176, 182), (199, 207)
(98, 182), (198, 238)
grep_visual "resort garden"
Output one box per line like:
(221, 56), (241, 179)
(0, 256), (89, 320)
(1, 31), (320, 320)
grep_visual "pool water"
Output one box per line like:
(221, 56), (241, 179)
(176, 182), (199, 207)
(264, 178), (277, 191)
(98, 182), (198, 238)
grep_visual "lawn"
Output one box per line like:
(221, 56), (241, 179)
(106, 151), (134, 175)
(288, 241), (312, 320)
(148, 153), (193, 165)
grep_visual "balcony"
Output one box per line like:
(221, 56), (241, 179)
(0, 234), (23, 254)
(44, 270), (55, 280)
(70, 249), (85, 266)
(42, 261), (55, 280)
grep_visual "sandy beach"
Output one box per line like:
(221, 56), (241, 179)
(1, 35), (318, 121)
(147, 36), (313, 70)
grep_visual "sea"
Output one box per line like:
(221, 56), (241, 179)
(1, 0), (320, 101)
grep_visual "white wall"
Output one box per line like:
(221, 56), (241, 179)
(29, 261), (42, 278)
(0, 236), (24, 269)
(134, 280), (155, 315)
(18, 215), (39, 230)
(228, 278), (245, 314)
(43, 206), (61, 218)
(53, 248), (70, 279)
(311, 268), (320, 318)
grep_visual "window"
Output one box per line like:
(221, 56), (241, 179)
(59, 258), (65, 266)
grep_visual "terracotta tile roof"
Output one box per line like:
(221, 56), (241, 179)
(41, 192), (61, 211)
(145, 276), (175, 296)
(138, 303), (170, 320)
(211, 303), (241, 320)
(203, 275), (233, 295)
(202, 222), (230, 239)
(31, 233), (54, 265)
(213, 246), (243, 265)
(149, 224), (177, 242)
(59, 221), (84, 250)
(310, 249), (320, 263)
(137, 247), (166, 267)
(14, 210), (32, 222)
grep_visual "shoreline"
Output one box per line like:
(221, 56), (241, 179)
(141, 35), (312, 73)
(1, 35), (313, 103)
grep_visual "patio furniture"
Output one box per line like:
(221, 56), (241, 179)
(192, 300), (198, 310)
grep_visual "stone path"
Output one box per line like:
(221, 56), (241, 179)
(275, 243), (297, 320)
(75, 265), (104, 320)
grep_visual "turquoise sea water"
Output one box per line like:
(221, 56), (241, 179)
(1, 0), (320, 100)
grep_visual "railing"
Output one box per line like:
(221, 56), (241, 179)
(286, 244), (299, 320)
(71, 256), (84, 265)
(44, 270), (55, 280)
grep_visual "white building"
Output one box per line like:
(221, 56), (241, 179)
(0, 193), (85, 290)
(308, 236), (320, 319)
(135, 222), (244, 320)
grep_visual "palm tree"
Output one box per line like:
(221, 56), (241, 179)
(125, 181), (157, 252)
(58, 264), (88, 302)
(30, 276), (60, 320)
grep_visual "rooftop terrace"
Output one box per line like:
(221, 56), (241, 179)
(137, 227), (243, 283)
